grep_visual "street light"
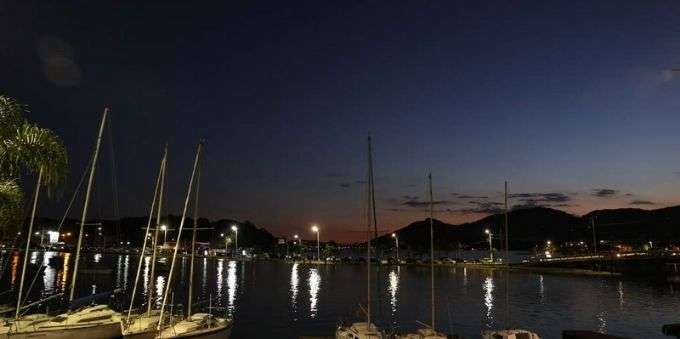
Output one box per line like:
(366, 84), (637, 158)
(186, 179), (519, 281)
(485, 229), (493, 262)
(161, 225), (167, 244)
(391, 233), (399, 263)
(311, 225), (320, 261)
(231, 225), (238, 257)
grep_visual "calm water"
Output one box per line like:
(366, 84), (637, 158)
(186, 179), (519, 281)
(0, 251), (678, 338)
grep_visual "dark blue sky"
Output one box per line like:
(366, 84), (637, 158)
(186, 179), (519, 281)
(3, 1), (680, 241)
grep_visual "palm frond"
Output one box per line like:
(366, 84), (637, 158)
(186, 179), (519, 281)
(0, 179), (23, 236)
(0, 95), (24, 140)
(0, 122), (68, 187)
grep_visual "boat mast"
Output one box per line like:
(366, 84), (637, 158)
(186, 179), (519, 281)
(69, 108), (108, 304)
(504, 181), (509, 263)
(147, 144), (167, 316)
(366, 135), (372, 327)
(157, 141), (202, 330)
(504, 181), (511, 328)
(428, 173), (435, 331)
(368, 136), (378, 240)
(126, 147), (166, 322)
(187, 152), (201, 317)
(15, 166), (43, 319)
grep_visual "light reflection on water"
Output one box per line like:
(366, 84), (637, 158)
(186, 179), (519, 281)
(116, 255), (123, 288)
(42, 251), (55, 295)
(142, 256), (150, 297)
(123, 255), (130, 290)
(539, 274), (545, 303)
(216, 259), (224, 301)
(227, 260), (237, 316)
(60, 253), (70, 289)
(308, 268), (320, 319)
(597, 311), (607, 333)
(202, 257), (208, 294)
(388, 268), (399, 316)
(290, 262), (299, 314)
(618, 281), (624, 308)
(155, 275), (165, 308)
(483, 274), (495, 328)
(2, 252), (680, 338)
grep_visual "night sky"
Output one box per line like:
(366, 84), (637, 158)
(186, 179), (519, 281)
(3, 1), (680, 242)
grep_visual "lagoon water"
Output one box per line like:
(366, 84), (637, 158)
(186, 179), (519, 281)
(0, 251), (678, 338)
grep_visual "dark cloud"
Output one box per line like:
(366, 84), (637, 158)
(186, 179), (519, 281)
(624, 193), (633, 197)
(355, 180), (367, 184)
(338, 183), (352, 188)
(551, 203), (576, 208)
(630, 200), (655, 205)
(402, 195), (419, 201)
(458, 195), (488, 199)
(592, 188), (617, 198)
(402, 199), (449, 208)
(510, 192), (575, 209)
(453, 201), (504, 214)
(509, 192), (570, 203)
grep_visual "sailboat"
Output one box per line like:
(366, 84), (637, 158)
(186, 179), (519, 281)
(481, 182), (540, 339)
(0, 108), (121, 338)
(335, 136), (385, 339)
(156, 141), (232, 339)
(122, 145), (177, 338)
(395, 174), (448, 339)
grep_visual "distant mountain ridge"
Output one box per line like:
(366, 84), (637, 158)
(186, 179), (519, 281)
(375, 205), (680, 251)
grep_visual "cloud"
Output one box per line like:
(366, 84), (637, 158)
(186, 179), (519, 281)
(338, 183), (352, 188)
(402, 195), (419, 201)
(507, 192), (575, 209)
(592, 188), (617, 198)
(630, 200), (655, 205)
(458, 195), (489, 199)
(402, 199), (449, 208)
(509, 192), (570, 203)
(453, 201), (504, 214)
(551, 203), (576, 208)
(325, 172), (346, 178)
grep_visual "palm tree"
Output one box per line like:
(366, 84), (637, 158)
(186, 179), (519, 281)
(0, 95), (68, 238)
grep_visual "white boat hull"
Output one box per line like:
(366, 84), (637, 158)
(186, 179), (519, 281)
(157, 323), (231, 339)
(1, 320), (121, 339)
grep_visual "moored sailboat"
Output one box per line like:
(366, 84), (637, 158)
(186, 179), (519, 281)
(395, 174), (449, 339)
(155, 141), (232, 339)
(336, 136), (385, 339)
(1, 108), (121, 339)
(122, 145), (177, 339)
(481, 182), (540, 339)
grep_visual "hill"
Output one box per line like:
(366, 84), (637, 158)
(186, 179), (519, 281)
(376, 206), (680, 251)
